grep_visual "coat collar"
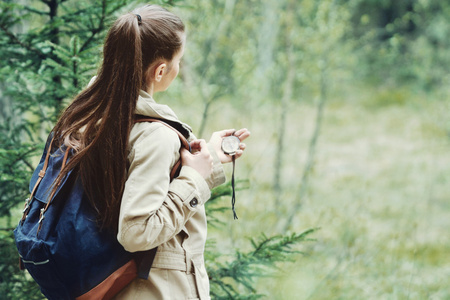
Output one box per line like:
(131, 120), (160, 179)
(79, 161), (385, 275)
(135, 90), (193, 136)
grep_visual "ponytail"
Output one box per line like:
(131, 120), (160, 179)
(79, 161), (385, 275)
(50, 5), (184, 232)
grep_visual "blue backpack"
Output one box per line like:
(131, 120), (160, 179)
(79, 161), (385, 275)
(14, 118), (189, 300)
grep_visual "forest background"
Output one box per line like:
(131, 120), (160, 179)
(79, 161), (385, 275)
(0, 0), (449, 299)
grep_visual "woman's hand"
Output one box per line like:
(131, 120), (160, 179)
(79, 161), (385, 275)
(180, 139), (213, 179)
(209, 128), (251, 164)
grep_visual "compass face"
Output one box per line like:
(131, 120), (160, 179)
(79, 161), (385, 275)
(222, 136), (241, 155)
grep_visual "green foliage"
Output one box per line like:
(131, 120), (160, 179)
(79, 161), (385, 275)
(206, 229), (317, 299)
(0, 0), (136, 216)
(0, 139), (40, 219)
(0, 230), (42, 300)
(0, 0), (128, 113)
(207, 179), (250, 227)
(0, 1), (136, 298)
(206, 182), (318, 298)
(350, 0), (450, 89)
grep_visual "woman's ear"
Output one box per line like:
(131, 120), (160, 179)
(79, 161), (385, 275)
(153, 63), (167, 82)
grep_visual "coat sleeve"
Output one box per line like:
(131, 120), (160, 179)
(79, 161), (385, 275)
(117, 123), (223, 252)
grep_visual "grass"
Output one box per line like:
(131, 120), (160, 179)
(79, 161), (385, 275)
(183, 82), (450, 299)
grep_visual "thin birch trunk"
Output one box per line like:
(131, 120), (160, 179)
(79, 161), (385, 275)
(197, 0), (236, 137)
(283, 59), (328, 231)
(274, 45), (295, 213)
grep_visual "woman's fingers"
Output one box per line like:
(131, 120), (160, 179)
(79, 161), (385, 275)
(189, 139), (207, 153)
(181, 140), (213, 179)
(234, 128), (250, 141)
(219, 129), (236, 137)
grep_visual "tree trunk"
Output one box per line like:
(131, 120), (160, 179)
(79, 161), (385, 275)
(273, 45), (295, 213)
(46, 0), (63, 108)
(273, 0), (295, 213)
(283, 59), (328, 231)
(197, 0), (236, 137)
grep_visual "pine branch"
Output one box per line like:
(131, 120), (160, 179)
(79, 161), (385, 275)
(209, 179), (250, 203)
(23, 7), (48, 15)
(78, 0), (108, 53)
(9, 146), (38, 172)
(208, 228), (317, 298)
(207, 179), (250, 226)
(0, 24), (46, 61)
(0, 227), (14, 231)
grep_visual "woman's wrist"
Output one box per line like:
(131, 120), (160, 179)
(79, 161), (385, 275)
(206, 143), (226, 188)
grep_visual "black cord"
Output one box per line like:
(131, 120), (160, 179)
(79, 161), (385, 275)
(231, 155), (238, 220)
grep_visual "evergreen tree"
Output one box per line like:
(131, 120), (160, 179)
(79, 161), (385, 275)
(0, 1), (316, 298)
(0, 1), (136, 297)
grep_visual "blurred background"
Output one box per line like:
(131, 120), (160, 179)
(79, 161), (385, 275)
(1, 0), (449, 299)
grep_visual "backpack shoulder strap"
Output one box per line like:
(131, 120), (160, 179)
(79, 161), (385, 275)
(20, 136), (71, 227)
(134, 117), (190, 181)
(134, 117), (190, 149)
(132, 117), (190, 279)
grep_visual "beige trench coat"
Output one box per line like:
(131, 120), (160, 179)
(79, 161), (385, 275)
(113, 91), (225, 300)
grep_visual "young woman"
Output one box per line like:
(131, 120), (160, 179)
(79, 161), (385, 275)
(50, 4), (249, 300)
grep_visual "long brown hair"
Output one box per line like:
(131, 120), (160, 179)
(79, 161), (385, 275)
(50, 5), (185, 232)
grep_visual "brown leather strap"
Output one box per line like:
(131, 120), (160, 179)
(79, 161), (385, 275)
(31, 137), (54, 198)
(21, 136), (55, 223)
(75, 259), (138, 300)
(36, 145), (72, 235)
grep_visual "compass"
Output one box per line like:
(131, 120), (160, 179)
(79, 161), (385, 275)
(221, 135), (240, 155)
